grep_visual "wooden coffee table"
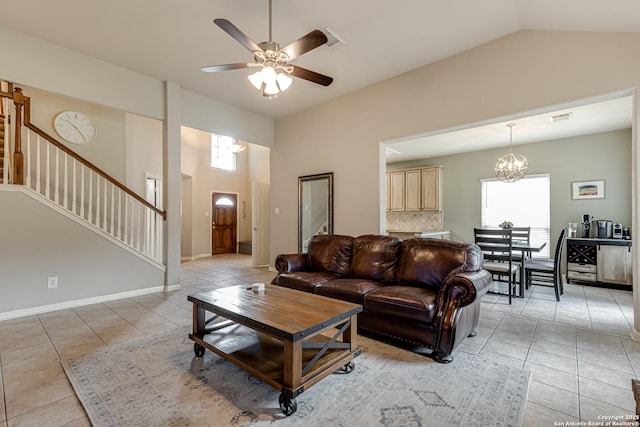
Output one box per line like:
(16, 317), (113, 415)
(188, 284), (362, 416)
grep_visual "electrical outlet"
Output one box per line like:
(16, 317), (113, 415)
(48, 276), (58, 289)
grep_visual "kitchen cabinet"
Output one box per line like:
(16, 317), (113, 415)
(421, 166), (442, 211)
(386, 166), (443, 212)
(597, 242), (633, 285)
(566, 238), (632, 287)
(405, 169), (421, 211)
(389, 171), (405, 211)
(386, 173), (391, 211)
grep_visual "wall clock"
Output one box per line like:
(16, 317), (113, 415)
(53, 111), (96, 144)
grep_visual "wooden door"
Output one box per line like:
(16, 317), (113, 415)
(212, 193), (237, 255)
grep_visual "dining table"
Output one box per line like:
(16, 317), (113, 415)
(512, 241), (547, 297)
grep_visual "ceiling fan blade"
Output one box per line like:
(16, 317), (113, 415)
(289, 65), (333, 86)
(214, 18), (262, 53)
(201, 62), (255, 73)
(281, 30), (328, 61)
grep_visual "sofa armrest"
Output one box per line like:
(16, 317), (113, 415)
(274, 254), (311, 273)
(436, 269), (492, 311)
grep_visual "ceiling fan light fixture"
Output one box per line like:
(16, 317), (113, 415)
(264, 79), (279, 96)
(249, 65), (292, 97)
(276, 72), (292, 91)
(248, 70), (264, 89)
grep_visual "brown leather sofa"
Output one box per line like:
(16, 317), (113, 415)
(272, 234), (492, 363)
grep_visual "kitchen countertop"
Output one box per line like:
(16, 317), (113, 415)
(387, 230), (451, 240)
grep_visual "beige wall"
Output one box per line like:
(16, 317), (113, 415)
(125, 113), (163, 196)
(270, 30), (640, 262)
(22, 86), (128, 181)
(180, 126), (254, 258)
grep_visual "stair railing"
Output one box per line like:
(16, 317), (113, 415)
(1, 84), (167, 264)
(0, 81), (12, 184)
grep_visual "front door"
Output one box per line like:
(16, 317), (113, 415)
(212, 193), (237, 255)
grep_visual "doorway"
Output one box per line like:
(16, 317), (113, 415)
(212, 192), (238, 255)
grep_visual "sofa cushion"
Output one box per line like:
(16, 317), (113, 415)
(314, 278), (385, 305)
(363, 286), (438, 323)
(395, 238), (481, 287)
(350, 235), (401, 282)
(275, 271), (338, 292)
(307, 235), (354, 276)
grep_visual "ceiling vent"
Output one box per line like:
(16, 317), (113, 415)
(550, 112), (573, 123)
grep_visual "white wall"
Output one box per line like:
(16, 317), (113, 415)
(270, 30), (640, 262)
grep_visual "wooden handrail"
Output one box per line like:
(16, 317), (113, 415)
(5, 84), (165, 220)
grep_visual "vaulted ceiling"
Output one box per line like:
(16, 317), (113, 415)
(1, 0), (638, 157)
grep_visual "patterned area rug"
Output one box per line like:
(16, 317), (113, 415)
(62, 327), (530, 427)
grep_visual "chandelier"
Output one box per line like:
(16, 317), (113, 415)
(495, 123), (528, 183)
(228, 140), (246, 154)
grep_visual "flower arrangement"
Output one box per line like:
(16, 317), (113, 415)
(499, 221), (514, 229)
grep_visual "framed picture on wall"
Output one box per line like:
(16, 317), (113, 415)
(571, 180), (605, 200)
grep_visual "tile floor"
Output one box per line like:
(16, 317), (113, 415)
(0, 254), (638, 426)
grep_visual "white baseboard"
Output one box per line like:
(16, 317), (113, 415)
(631, 327), (640, 342)
(0, 284), (183, 322)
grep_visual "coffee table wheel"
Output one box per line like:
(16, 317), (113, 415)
(194, 343), (205, 357)
(338, 360), (355, 374)
(279, 393), (297, 416)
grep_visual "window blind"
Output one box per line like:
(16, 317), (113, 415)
(481, 174), (551, 258)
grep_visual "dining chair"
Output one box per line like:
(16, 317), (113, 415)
(474, 228), (518, 304)
(522, 228), (567, 301)
(510, 227), (531, 262)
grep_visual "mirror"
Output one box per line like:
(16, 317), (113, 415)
(299, 172), (333, 252)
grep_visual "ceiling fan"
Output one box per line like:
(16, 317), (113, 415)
(201, 0), (333, 97)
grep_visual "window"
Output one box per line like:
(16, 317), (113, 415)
(481, 174), (550, 258)
(215, 197), (234, 206)
(211, 134), (236, 171)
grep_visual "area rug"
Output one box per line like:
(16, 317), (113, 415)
(62, 327), (530, 427)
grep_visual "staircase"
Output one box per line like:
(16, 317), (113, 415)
(0, 81), (166, 264)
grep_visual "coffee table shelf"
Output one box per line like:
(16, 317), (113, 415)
(188, 285), (362, 415)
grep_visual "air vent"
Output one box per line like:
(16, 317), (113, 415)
(550, 112), (573, 122)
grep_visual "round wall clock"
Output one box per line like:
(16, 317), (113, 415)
(53, 111), (96, 144)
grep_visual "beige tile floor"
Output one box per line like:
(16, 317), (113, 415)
(0, 254), (638, 426)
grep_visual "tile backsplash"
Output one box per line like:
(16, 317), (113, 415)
(386, 211), (443, 232)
